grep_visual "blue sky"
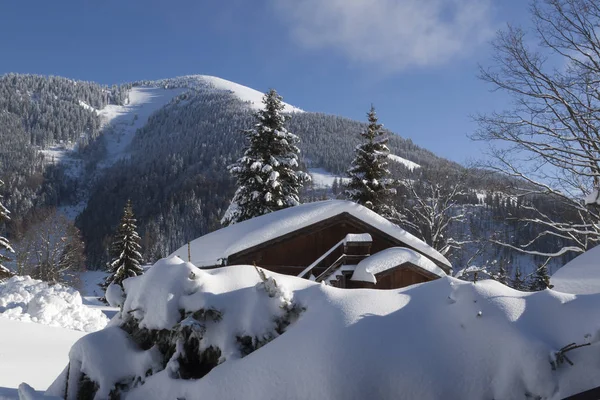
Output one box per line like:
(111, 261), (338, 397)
(0, 0), (530, 165)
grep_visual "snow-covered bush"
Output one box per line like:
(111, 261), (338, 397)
(0, 275), (108, 332)
(48, 257), (305, 399)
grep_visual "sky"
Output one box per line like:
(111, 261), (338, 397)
(0, 0), (531, 165)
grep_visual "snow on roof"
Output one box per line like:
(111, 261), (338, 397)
(171, 200), (451, 269)
(343, 233), (372, 244)
(351, 247), (447, 284)
(551, 246), (600, 295)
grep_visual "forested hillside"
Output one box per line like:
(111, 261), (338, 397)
(0, 74), (579, 279)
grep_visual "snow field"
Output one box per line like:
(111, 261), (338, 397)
(0, 318), (85, 396)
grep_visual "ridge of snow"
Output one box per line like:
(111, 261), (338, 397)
(137, 75), (303, 113)
(352, 247), (446, 284)
(551, 246), (600, 295)
(171, 200), (451, 269)
(45, 259), (600, 400)
(388, 154), (420, 171)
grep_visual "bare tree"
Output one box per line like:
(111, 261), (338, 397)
(473, 0), (600, 257)
(393, 168), (471, 257)
(13, 209), (85, 284)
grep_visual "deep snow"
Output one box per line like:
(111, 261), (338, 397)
(46, 256), (600, 400)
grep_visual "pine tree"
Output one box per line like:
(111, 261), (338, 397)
(221, 89), (310, 226)
(529, 264), (553, 291)
(0, 180), (14, 279)
(345, 106), (396, 215)
(512, 266), (525, 290)
(102, 200), (143, 290)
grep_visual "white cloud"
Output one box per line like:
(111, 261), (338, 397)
(273, 0), (494, 72)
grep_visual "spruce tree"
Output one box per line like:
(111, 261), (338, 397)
(346, 106), (396, 215)
(0, 180), (14, 278)
(102, 200), (143, 290)
(221, 89), (310, 226)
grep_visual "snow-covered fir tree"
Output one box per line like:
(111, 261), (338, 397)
(102, 200), (143, 290)
(0, 180), (14, 278)
(221, 89), (310, 226)
(345, 106), (396, 216)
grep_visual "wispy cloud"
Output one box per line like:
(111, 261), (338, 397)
(273, 0), (494, 72)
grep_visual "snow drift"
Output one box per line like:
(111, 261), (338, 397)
(0, 275), (108, 332)
(551, 245), (600, 295)
(46, 256), (600, 399)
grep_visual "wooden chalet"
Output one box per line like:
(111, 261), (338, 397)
(172, 200), (452, 290)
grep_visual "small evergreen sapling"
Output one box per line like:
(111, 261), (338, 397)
(512, 266), (525, 291)
(529, 264), (554, 291)
(346, 106), (396, 216)
(0, 180), (14, 279)
(102, 200), (144, 292)
(221, 89), (310, 226)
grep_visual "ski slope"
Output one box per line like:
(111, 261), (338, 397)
(98, 86), (188, 168)
(388, 154), (420, 171)
(308, 168), (349, 188)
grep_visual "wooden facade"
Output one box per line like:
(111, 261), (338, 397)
(345, 263), (438, 290)
(224, 212), (450, 289)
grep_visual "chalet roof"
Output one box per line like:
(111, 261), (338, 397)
(171, 200), (452, 269)
(351, 247), (447, 284)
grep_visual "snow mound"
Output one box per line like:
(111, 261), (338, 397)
(352, 247), (446, 284)
(388, 154), (420, 171)
(46, 258), (600, 400)
(551, 246), (600, 295)
(171, 200), (451, 270)
(0, 276), (108, 332)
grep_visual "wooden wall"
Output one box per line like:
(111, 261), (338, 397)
(346, 264), (435, 290)
(227, 215), (397, 276)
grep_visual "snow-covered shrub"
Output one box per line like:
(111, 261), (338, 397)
(0, 275), (108, 332)
(49, 257), (305, 399)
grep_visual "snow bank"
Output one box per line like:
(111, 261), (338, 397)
(551, 246), (600, 295)
(0, 276), (108, 332)
(47, 257), (600, 400)
(352, 247), (446, 284)
(171, 200), (451, 270)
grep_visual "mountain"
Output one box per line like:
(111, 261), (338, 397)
(0, 73), (572, 278)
